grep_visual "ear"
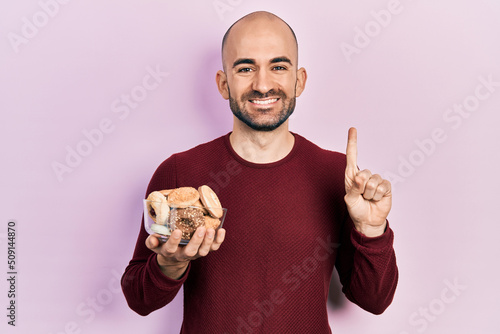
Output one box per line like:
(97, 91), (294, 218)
(294, 67), (307, 97)
(216, 70), (230, 100)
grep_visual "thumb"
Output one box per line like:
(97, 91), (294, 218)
(146, 235), (160, 250)
(345, 172), (364, 203)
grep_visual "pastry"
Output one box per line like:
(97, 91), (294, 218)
(167, 187), (200, 208)
(192, 199), (209, 215)
(159, 189), (174, 197)
(150, 223), (171, 235)
(171, 207), (205, 239)
(204, 216), (221, 230)
(146, 191), (169, 224)
(198, 185), (223, 218)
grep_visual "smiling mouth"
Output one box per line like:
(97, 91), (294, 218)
(249, 98), (279, 105)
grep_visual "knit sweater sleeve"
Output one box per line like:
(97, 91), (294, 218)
(121, 155), (190, 316)
(335, 216), (398, 315)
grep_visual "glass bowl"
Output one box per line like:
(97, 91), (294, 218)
(143, 199), (227, 245)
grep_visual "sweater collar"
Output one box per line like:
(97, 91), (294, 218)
(223, 131), (301, 169)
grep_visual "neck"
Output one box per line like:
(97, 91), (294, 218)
(229, 118), (295, 164)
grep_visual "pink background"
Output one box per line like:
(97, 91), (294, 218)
(1, 0), (499, 333)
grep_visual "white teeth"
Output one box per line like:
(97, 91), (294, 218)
(251, 98), (278, 105)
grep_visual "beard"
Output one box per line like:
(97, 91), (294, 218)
(229, 88), (296, 132)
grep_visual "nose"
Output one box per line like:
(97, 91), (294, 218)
(252, 69), (273, 94)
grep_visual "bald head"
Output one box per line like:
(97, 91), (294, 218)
(221, 11), (298, 70)
(215, 11), (307, 133)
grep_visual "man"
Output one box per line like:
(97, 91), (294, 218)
(122, 11), (398, 333)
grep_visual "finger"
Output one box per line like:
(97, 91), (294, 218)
(346, 127), (358, 172)
(346, 169), (372, 199)
(183, 226), (206, 258)
(362, 174), (383, 200)
(211, 228), (226, 251)
(197, 228), (216, 257)
(372, 179), (392, 201)
(162, 229), (182, 254)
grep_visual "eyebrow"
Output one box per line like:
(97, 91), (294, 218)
(232, 58), (255, 68)
(270, 57), (293, 66)
(232, 56), (293, 68)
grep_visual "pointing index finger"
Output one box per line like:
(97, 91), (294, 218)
(346, 127), (358, 170)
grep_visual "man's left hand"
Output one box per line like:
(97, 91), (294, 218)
(344, 127), (392, 237)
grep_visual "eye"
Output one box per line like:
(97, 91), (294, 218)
(273, 66), (287, 71)
(237, 67), (253, 73)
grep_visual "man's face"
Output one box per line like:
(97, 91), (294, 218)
(218, 17), (306, 131)
(228, 81), (296, 132)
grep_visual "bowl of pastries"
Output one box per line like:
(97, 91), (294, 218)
(143, 185), (227, 245)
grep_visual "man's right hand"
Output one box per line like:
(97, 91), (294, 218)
(146, 227), (226, 280)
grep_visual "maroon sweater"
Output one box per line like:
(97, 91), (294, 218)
(122, 132), (398, 333)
